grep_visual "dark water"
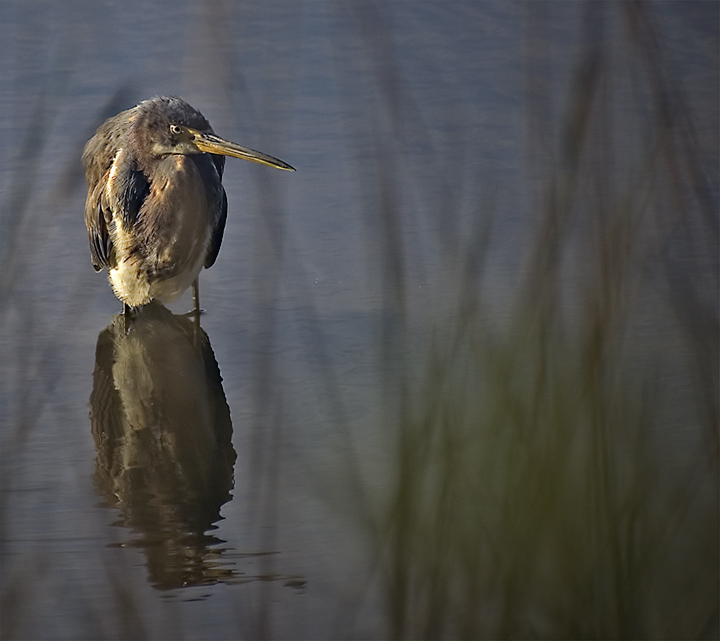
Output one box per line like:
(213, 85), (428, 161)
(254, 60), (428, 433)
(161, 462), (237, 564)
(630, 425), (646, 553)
(1, 2), (718, 639)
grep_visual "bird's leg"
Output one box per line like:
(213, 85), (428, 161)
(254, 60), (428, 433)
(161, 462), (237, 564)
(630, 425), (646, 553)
(191, 279), (201, 342)
(192, 279), (200, 316)
(181, 280), (204, 323)
(121, 303), (132, 334)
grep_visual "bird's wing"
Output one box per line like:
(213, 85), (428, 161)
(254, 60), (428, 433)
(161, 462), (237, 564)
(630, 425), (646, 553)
(84, 180), (113, 271)
(118, 168), (151, 227)
(205, 187), (227, 269)
(82, 108), (135, 192)
(82, 108), (143, 271)
(195, 153), (227, 269)
(210, 152), (226, 181)
(84, 155), (152, 273)
(83, 159), (150, 271)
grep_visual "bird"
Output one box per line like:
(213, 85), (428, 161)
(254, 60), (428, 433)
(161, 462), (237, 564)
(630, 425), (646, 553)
(82, 95), (294, 314)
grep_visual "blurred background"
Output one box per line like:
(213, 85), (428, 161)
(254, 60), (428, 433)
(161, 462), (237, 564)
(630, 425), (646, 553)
(0, 1), (717, 639)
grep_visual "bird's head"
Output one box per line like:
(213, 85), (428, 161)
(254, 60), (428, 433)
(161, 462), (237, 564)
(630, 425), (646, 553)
(130, 96), (295, 171)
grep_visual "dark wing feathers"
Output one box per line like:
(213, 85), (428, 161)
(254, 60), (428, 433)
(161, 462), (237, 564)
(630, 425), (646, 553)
(83, 107), (146, 272)
(205, 187), (227, 268)
(210, 153), (225, 180)
(120, 169), (150, 227)
(84, 164), (150, 271)
(196, 154), (227, 269)
(85, 183), (112, 271)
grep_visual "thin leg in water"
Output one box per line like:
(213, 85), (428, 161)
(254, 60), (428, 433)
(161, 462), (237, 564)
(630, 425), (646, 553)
(191, 278), (202, 338)
(121, 302), (132, 333)
(192, 279), (201, 316)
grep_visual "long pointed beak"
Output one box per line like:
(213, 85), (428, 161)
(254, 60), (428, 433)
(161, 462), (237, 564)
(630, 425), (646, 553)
(193, 132), (295, 171)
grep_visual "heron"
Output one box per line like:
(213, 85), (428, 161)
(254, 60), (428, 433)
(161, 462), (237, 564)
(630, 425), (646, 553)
(82, 96), (294, 314)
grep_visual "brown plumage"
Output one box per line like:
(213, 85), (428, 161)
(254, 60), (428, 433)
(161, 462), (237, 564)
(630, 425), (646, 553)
(82, 96), (294, 310)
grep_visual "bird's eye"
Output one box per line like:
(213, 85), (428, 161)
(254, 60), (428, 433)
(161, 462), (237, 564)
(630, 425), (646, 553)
(170, 124), (182, 135)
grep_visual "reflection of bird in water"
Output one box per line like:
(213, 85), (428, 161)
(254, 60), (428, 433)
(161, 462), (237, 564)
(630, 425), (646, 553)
(89, 303), (236, 589)
(82, 96), (294, 313)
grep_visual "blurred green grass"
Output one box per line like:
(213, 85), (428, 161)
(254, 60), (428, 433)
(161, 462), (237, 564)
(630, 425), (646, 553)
(349, 3), (718, 638)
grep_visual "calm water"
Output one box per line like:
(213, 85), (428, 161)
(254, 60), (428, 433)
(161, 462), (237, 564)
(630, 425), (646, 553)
(1, 2), (718, 639)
